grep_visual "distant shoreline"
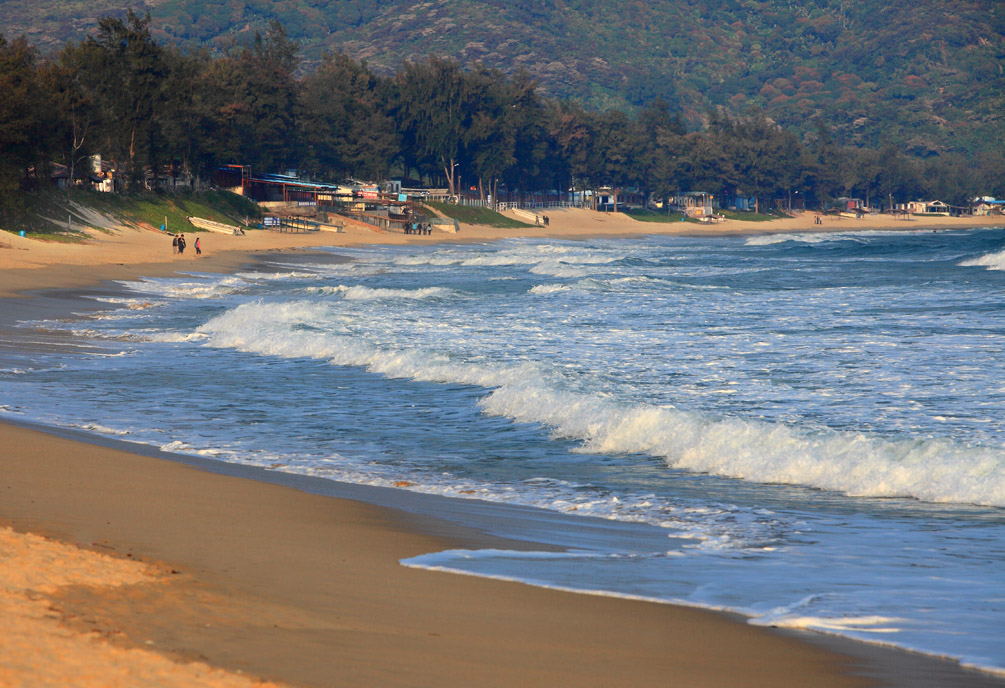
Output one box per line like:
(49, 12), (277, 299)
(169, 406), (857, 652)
(2, 206), (1001, 298)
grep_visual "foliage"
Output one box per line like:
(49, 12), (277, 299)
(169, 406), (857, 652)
(7, 0), (1002, 158)
(1, 14), (1002, 224)
(76, 11), (168, 188)
(0, 35), (54, 216)
(298, 51), (397, 181)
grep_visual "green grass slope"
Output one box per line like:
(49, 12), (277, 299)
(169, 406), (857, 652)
(1, 189), (260, 238)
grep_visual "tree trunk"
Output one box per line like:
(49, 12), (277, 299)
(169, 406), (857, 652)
(443, 158), (457, 197)
(125, 124), (139, 191)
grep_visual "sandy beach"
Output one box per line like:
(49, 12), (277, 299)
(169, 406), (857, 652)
(2, 208), (1003, 687)
(2, 207), (1002, 297)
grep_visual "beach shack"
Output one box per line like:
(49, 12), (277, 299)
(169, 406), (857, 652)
(670, 191), (716, 218)
(917, 200), (952, 216)
(971, 197), (1004, 216)
(726, 193), (757, 212)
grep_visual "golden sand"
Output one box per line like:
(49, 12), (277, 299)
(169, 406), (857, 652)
(1, 207), (1000, 687)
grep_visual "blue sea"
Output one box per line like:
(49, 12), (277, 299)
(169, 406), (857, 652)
(3, 227), (1004, 675)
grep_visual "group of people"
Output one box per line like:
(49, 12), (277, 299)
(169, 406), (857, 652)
(171, 233), (201, 255)
(535, 215), (550, 226)
(405, 222), (432, 235)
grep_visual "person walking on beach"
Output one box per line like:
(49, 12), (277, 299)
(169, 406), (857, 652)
(178, 234), (186, 254)
(195, 237), (201, 256)
(171, 235), (178, 254)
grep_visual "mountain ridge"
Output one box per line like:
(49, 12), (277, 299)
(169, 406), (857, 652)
(3, 0), (1003, 156)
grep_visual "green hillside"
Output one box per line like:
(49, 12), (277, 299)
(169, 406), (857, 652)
(3, 0), (1003, 156)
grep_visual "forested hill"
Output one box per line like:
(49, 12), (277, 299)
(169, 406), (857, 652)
(4, 0), (1004, 156)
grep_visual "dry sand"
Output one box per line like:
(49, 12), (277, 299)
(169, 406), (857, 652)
(1, 208), (1003, 687)
(2, 207), (1001, 297)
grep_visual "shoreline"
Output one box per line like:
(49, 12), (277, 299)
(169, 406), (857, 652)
(1, 417), (878, 688)
(7, 417), (1003, 688)
(2, 206), (1002, 298)
(2, 211), (1004, 686)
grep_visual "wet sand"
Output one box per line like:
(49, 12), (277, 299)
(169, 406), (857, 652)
(2, 208), (1003, 687)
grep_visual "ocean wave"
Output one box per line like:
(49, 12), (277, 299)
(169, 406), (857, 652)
(481, 383), (1005, 506)
(198, 300), (1005, 508)
(529, 284), (572, 295)
(304, 284), (454, 300)
(395, 243), (623, 271)
(959, 248), (1005, 271)
(119, 275), (250, 299)
(84, 296), (160, 310)
(745, 232), (849, 246)
(71, 422), (131, 436)
(234, 270), (318, 281)
(743, 231), (910, 246)
(529, 276), (670, 296)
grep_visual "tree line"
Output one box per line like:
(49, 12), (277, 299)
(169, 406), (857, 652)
(1, 11), (1002, 220)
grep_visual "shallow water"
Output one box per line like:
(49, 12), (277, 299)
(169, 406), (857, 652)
(2, 228), (1004, 674)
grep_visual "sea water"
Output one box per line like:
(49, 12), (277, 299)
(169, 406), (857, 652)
(2, 227), (1004, 675)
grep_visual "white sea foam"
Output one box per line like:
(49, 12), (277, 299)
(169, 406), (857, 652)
(71, 422), (131, 436)
(234, 270), (317, 281)
(197, 300), (1005, 507)
(960, 248), (1005, 271)
(529, 284), (572, 295)
(482, 382), (1005, 506)
(529, 276), (666, 296)
(119, 275), (250, 299)
(743, 230), (910, 246)
(744, 232), (854, 246)
(303, 284), (454, 300)
(84, 296), (161, 310)
(393, 244), (623, 277)
(752, 613), (904, 633)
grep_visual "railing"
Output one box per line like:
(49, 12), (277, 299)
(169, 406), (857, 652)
(452, 198), (583, 211)
(278, 217), (321, 232)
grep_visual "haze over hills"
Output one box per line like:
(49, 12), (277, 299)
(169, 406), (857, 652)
(4, 0), (1004, 157)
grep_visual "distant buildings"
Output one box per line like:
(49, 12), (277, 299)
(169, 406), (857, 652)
(971, 197), (1005, 216)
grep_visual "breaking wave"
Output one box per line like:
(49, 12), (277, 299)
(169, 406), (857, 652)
(304, 284), (454, 300)
(197, 300), (1005, 508)
(960, 248), (1005, 271)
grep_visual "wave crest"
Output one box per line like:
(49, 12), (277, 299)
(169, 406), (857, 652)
(960, 248), (1005, 271)
(305, 284), (453, 300)
(198, 301), (1005, 507)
